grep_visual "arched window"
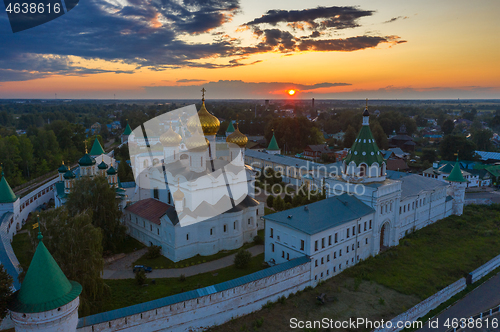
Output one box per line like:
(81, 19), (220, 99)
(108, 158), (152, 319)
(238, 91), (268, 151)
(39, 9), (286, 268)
(359, 164), (367, 177)
(143, 159), (149, 168)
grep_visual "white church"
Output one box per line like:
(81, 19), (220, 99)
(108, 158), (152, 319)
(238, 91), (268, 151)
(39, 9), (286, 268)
(123, 96), (263, 262)
(263, 106), (467, 284)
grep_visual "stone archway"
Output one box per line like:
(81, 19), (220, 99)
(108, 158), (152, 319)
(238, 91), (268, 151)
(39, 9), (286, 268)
(380, 221), (390, 249)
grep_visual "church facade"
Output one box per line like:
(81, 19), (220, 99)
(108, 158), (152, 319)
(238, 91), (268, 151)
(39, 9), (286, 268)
(264, 106), (466, 285)
(123, 97), (263, 262)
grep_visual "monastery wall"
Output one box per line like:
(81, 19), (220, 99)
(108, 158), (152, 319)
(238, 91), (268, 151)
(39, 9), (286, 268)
(76, 257), (311, 332)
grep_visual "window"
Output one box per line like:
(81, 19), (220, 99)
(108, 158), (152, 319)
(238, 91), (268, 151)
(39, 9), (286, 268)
(327, 270), (329, 276)
(321, 238), (325, 248)
(347, 228), (350, 238)
(408, 203), (410, 210)
(334, 252), (337, 259)
(233, 221), (236, 230)
(380, 206), (383, 214)
(321, 257), (324, 264)
(334, 266), (336, 272)
(287, 253), (290, 260)
(364, 222), (367, 231)
(339, 249), (342, 256)
(157, 229), (159, 235)
(315, 260), (318, 267)
(321, 272), (323, 278)
(153, 187), (159, 199)
(412, 202), (415, 209)
(353, 226), (355, 235)
(315, 240), (318, 251)
(271, 243), (275, 252)
(315, 275), (318, 281)
(186, 234), (189, 241)
(365, 238), (368, 245)
(357, 242), (360, 248)
(210, 228), (213, 235)
(369, 220), (372, 229)
(270, 228), (273, 238)
(328, 235), (332, 246)
(358, 224), (361, 233)
(300, 240), (305, 251)
(352, 244), (355, 250)
(339, 264), (342, 270)
(224, 225), (227, 233)
(335, 233), (338, 243)
(400, 207), (402, 214)
(150, 225), (152, 231)
(404, 205), (406, 213)
(327, 255), (330, 262)
(352, 258), (354, 263)
(385, 205), (388, 213)
(347, 246), (349, 253)
(282, 251), (285, 258)
(248, 218), (251, 225)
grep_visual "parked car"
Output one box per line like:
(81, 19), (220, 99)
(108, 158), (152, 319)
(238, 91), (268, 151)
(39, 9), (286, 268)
(133, 265), (153, 273)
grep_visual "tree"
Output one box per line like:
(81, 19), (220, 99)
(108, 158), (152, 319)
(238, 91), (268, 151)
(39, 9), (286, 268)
(135, 270), (147, 285)
(117, 158), (134, 182)
(472, 129), (494, 151)
(421, 148), (437, 163)
(65, 176), (126, 252)
(27, 209), (107, 316)
(441, 119), (455, 135)
(273, 196), (285, 211)
(371, 121), (389, 150)
(266, 195), (274, 208)
(439, 135), (478, 161)
(343, 125), (357, 148)
(234, 249), (252, 269)
(0, 264), (13, 320)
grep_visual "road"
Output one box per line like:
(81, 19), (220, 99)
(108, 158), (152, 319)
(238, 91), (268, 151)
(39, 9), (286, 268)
(418, 273), (500, 332)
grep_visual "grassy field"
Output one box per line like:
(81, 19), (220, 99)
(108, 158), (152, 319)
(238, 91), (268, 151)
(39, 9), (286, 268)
(208, 204), (500, 331)
(98, 253), (266, 314)
(134, 230), (265, 268)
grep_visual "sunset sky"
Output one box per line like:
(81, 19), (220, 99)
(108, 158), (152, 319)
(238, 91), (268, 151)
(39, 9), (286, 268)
(0, 0), (499, 99)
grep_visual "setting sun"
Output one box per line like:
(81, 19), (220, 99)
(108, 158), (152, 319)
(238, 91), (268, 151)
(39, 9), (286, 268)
(288, 89), (296, 96)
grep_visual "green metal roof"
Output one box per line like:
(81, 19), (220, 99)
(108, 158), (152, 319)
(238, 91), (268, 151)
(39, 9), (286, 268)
(0, 171), (17, 203)
(89, 139), (105, 156)
(267, 132), (280, 151)
(123, 123), (132, 136)
(226, 122), (235, 133)
(107, 166), (117, 175)
(9, 238), (82, 313)
(344, 113), (384, 166)
(63, 170), (75, 179)
(445, 160), (468, 183)
(98, 161), (108, 169)
(78, 153), (96, 166)
(57, 163), (68, 173)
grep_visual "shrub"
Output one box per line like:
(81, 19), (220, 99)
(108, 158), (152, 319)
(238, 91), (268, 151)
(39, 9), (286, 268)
(234, 249), (252, 269)
(146, 245), (161, 259)
(179, 274), (186, 282)
(253, 235), (264, 245)
(135, 270), (147, 285)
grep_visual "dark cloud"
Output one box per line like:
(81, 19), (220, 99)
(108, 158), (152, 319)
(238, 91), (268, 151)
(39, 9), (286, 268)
(143, 80), (352, 99)
(244, 6), (374, 30)
(383, 16), (409, 24)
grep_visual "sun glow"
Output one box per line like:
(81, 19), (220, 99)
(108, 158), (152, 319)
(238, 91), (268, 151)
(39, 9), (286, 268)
(288, 89), (296, 96)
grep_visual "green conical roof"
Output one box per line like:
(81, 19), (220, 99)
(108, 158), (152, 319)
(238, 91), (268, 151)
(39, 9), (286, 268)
(226, 122), (235, 133)
(9, 237), (82, 313)
(0, 171), (17, 203)
(445, 159), (468, 183)
(79, 153), (96, 167)
(123, 123), (132, 136)
(345, 109), (385, 166)
(107, 166), (117, 175)
(267, 132), (280, 151)
(89, 139), (105, 156)
(63, 170), (75, 179)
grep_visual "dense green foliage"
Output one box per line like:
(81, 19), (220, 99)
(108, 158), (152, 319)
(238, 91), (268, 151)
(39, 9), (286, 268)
(65, 176), (127, 253)
(234, 249), (252, 269)
(0, 264), (13, 319)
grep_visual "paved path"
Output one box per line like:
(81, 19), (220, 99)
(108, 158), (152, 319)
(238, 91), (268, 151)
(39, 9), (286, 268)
(102, 245), (264, 280)
(418, 273), (500, 332)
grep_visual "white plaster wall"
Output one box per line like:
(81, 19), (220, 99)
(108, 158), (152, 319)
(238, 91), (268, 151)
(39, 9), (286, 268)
(77, 262), (311, 332)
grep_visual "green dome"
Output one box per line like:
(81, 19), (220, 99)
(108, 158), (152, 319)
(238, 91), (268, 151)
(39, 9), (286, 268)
(57, 163), (68, 173)
(63, 170), (75, 179)
(0, 171), (17, 203)
(8, 238), (82, 313)
(78, 153), (96, 167)
(98, 161), (108, 170)
(107, 166), (117, 175)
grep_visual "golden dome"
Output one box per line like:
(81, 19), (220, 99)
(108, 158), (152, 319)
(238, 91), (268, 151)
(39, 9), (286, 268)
(187, 101), (220, 136)
(226, 126), (248, 148)
(185, 134), (208, 152)
(160, 124), (182, 147)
